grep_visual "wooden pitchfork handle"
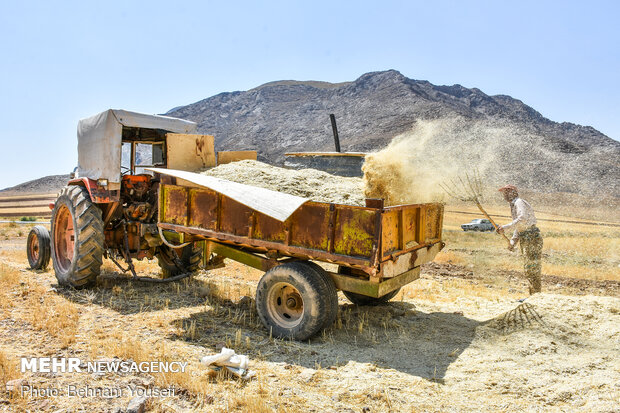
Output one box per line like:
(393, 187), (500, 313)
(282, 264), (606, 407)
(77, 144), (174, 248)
(474, 202), (511, 246)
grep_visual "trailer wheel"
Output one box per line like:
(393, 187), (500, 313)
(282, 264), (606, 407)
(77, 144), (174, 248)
(27, 225), (51, 270)
(256, 262), (337, 341)
(156, 244), (202, 278)
(343, 288), (401, 306)
(51, 186), (103, 288)
(296, 261), (338, 329)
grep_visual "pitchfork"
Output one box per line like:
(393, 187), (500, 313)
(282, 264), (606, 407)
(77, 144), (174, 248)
(440, 170), (511, 247)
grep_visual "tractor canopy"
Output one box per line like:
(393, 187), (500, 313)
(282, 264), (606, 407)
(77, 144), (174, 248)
(77, 109), (197, 185)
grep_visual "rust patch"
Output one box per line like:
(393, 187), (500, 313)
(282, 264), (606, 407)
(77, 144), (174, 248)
(365, 198), (384, 209)
(195, 136), (205, 155)
(333, 207), (375, 257)
(189, 188), (218, 229)
(162, 185), (188, 225)
(219, 196), (253, 236)
(402, 207), (418, 246)
(290, 202), (330, 251)
(254, 213), (286, 243)
(381, 210), (399, 257)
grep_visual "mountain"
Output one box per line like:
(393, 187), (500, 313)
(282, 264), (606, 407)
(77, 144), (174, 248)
(0, 174), (69, 195)
(3, 71), (617, 198)
(166, 70), (619, 197)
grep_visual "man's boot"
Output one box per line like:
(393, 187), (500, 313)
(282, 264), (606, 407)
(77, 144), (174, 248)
(528, 277), (541, 295)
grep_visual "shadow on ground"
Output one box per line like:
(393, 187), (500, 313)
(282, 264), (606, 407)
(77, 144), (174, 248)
(36, 259), (538, 383)
(55, 270), (215, 314)
(168, 298), (484, 383)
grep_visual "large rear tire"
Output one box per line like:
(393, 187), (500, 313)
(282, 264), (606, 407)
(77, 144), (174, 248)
(156, 244), (202, 278)
(27, 225), (51, 270)
(50, 186), (103, 288)
(256, 262), (338, 341)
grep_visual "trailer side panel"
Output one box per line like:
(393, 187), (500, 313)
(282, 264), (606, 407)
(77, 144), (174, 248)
(159, 184), (382, 263)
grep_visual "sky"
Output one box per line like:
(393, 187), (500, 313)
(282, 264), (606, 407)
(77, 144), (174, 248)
(0, 0), (618, 189)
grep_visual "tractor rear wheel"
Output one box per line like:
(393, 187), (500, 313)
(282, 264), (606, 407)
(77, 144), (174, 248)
(27, 225), (51, 270)
(156, 244), (202, 278)
(50, 186), (104, 288)
(256, 262), (338, 341)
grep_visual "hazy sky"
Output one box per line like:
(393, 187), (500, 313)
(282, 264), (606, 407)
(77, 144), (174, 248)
(0, 0), (618, 189)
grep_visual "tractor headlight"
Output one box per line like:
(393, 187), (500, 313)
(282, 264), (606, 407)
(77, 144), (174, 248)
(97, 179), (108, 188)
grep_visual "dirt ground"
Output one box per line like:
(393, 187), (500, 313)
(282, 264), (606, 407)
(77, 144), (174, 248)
(0, 158), (618, 411)
(0, 232), (618, 412)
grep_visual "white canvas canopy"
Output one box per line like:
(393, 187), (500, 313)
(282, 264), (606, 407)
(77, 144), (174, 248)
(77, 109), (197, 184)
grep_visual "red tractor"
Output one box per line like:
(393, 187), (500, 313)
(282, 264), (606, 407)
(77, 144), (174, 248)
(28, 109), (216, 288)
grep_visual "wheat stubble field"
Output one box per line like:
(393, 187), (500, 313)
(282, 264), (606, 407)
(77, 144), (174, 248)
(0, 203), (618, 412)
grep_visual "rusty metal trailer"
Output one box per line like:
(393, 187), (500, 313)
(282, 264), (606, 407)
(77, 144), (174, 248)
(157, 182), (444, 340)
(29, 109), (445, 341)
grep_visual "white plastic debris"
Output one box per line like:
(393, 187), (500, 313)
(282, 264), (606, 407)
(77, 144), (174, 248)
(200, 347), (256, 380)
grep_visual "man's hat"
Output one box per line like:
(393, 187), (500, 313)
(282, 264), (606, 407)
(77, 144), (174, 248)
(498, 184), (518, 192)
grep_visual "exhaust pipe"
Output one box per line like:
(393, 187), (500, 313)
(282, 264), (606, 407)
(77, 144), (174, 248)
(329, 114), (341, 152)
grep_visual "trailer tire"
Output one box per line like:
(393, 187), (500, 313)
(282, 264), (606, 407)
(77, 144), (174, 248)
(156, 244), (202, 278)
(51, 186), (103, 288)
(297, 261), (338, 329)
(27, 225), (51, 270)
(343, 288), (401, 306)
(256, 262), (336, 341)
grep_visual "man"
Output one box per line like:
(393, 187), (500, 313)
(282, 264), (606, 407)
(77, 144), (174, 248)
(496, 185), (543, 294)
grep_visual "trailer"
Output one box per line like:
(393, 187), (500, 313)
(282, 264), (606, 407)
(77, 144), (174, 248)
(29, 109), (445, 342)
(155, 171), (444, 340)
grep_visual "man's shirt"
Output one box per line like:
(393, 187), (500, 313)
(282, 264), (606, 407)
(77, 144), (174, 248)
(501, 197), (537, 242)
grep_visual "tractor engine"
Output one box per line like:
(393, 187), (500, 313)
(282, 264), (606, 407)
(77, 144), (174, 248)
(104, 174), (162, 259)
(121, 174), (156, 222)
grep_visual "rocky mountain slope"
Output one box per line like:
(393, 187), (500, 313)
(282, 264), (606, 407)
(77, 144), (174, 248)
(0, 174), (69, 195)
(3, 70), (617, 197)
(167, 70), (619, 196)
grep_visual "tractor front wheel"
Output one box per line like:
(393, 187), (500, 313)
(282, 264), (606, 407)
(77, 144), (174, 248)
(27, 225), (51, 270)
(50, 186), (104, 288)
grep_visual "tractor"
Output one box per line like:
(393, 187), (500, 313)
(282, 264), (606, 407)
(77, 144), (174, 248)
(27, 109), (215, 287)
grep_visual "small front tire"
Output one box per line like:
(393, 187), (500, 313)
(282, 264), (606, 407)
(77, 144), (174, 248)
(27, 225), (51, 270)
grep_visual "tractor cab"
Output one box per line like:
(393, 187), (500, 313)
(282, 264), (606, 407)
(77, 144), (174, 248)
(121, 131), (166, 176)
(74, 109), (215, 203)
